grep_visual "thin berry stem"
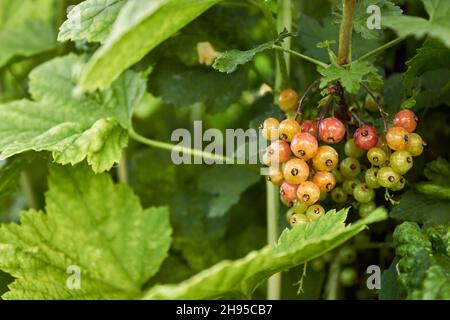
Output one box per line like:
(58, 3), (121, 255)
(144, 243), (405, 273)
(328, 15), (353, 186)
(294, 79), (320, 121)
(361, 83), (388, 131)
(350, 111), (365, 126)
(272, 46), (328, 68)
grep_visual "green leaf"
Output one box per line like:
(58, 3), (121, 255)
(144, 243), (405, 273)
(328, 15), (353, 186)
(212, 30), (293, 73)
(0, 54), (145, 173)
(379, 257), (401, 300)
(198, 166), (260, 218)
(80, 0), (222, 91)
(319, 61), (378, 94)
(393, 222), (450, 299)
(0, 0), (56, 67)
(384, 0), (450, 47)
(58, 0), (126, 43)
(142, 207), (387, 299)
(0, 158), (22, 199)
(148, 60), (247, 112)
(333, 0), (402, 40)
(0, 164), (172, 300)
(404, 38), (450, 89)
(297, 14), (381, 63)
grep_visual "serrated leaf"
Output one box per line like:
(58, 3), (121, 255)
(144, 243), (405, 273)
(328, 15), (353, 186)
(80, 0), (222, 91)
(148, 59), (247, 112)
(319, 60), (378, 94)
(143, 207), (387, 299)
(0, 0), (56, 67)
(384, 0), (450, 48)
(404, 38), (450, 89)
(58, 0), (126, 43)
(0, 164), (172, 300)
(333, 0), (402, 40)
(198, 166), (260, 218)
(393, 222), (450, 299)
(0, 54), (145, 173)
(213, 30), (293, 73)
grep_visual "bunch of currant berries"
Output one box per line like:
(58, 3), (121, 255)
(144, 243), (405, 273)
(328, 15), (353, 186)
(259, 88), (426, 228)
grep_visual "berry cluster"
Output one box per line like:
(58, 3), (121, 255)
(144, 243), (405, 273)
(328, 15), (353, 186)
(260, 89), (426, 227)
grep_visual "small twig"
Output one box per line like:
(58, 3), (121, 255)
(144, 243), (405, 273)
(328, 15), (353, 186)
(295, 262), (308, 295)
(117, 152), (128, 184)
(294, 79), (320, 121)
(272, 46), (328, 68)
(350, 111), (365, 126)
(316, 96), (334, 139)
(355, 37), (406, 63)
(324, 249), (343, 300)
(361, 83), (388, 131)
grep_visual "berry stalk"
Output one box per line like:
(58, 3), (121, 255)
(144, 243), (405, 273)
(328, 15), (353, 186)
(361, 83), (388, 131)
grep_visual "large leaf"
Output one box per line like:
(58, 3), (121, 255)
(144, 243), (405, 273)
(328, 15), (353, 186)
(0, 54), (145, 173)
(0, 164), (172, 300)
(80, 0), (222, 91)
(148, 59), (248, 112)
(384, 0), (450, 47)
(143, 207), (387, 299)
(0, 0), (56, 67)
(58, 0), (126, 43)
(393, 222), (450, 299)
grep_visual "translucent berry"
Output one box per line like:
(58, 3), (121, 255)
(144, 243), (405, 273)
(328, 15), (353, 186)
(353, 183), (375, 203)
(312, 146), (339, 171)
(340, 267), (358, 287)
(279, 119), (301, 142)
(285, 208), (295, 223)
(282, 158), (310, 184)
(332, 168), (344, 184)
(391, 176), (406, 191)
(290, 132), (318, 160)
(266, 166), (284, 185)
(292, 200), (308, 214)
(289, 213), (309, 227)
(278, 89), (298, 112)
(319, 191), (327, 202)
(406, 133), (425, 156)
(340, 157), (361, 179)
(377, 167), (400, 188)
(345, 138), (365, 158)
(354, 125), (379, 151)
(312, 171), (336, 193)
(367, 147), (387, 166)
(359, 201), (377, 218)
(306, 204), (325, 221)
(267, 140), (291, 163)
(390, 150), (413, 175)
(365, 168), (381, 189)
(297, 181), (321, 206)
(340, 247), (356, 264)
(259, 117), (279, 140)
(280, 182), (298, 203)
(331, 187), (348, 203)
(386, 127), (411, 151)
(343, 179), (360, 195)
(319, 117), (346, 144)
(301, 120), (319, 137)
(393, 109), (418, 133)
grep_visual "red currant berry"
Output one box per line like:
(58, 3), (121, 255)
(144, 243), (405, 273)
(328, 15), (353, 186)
(259, 117), (279, 140)
(390, 150), (413, 175)
(312, 171), (336, 192)
(377, 167), (400, 188)
(331, 187), (348, 203)
(306, 204), (325, 221)
(297, 181), (321, 206)
(278, 89), (298, 112)
(393, 109), (418, 133)
(282, 158), (310, 184)
(279, 119), (301, 142)
(280, 182), (298, 203)
(367, 147), (388, 166)
(266, 166), (284, 185)
(290, 132), (318, 160)
(267, 140), (291, 163)
(343, 179), (360, 195)
(359, 201), (376, 218)
(289, 213), (309, 226)
(312, 146), (339, 171)
(340, 157), (361, 179)
(406, 133), (425, 156)
(354, 125), (379, 151)
(365, 92), (383, 112)
(344, 138), (365, 158)
(319, 117), (346, 144)
(301, 120), (319, 137)
(386, 127), (410, 151)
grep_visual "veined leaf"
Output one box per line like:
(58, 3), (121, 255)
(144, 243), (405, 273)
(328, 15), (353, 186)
(0, 0), (56, 67)
(319, 60), (378, 94)
(58, 0), (127, 43)
(143, 207), (387, 299)
(0, 164), (172, 300)
(213, 30), (293, 73)
(384, 0), (450, 48)
(0, 54), (146, 173)
(80, 0), (222, 91)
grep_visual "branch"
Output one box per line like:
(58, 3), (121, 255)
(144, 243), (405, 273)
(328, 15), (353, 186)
(338, 0), (357, 65)
(272, 46), (328, 68)
(355, 37), (405, 63)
